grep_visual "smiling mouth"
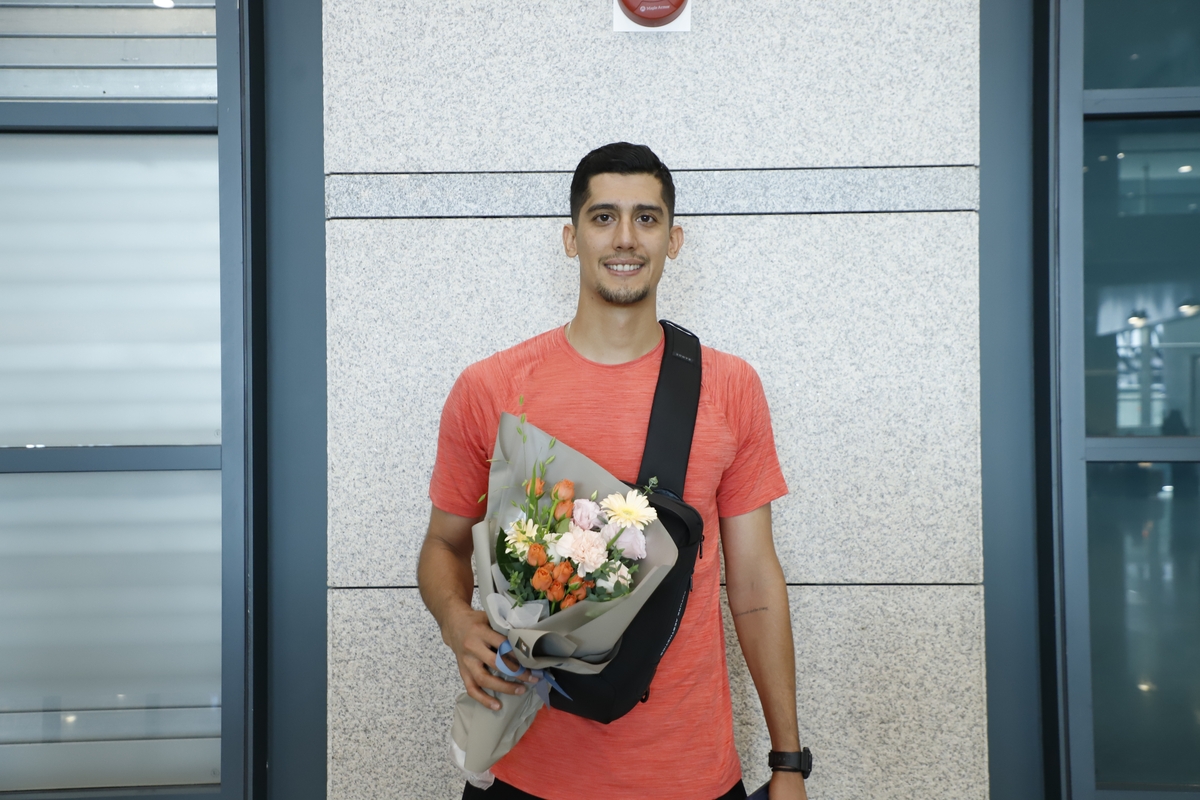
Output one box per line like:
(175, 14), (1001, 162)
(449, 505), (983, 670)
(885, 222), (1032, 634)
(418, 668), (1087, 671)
(605, 262), (644, 274)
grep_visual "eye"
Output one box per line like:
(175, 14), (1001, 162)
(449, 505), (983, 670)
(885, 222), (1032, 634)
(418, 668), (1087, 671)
(594, 213), (613, 223)
(638, 214), (655, 223)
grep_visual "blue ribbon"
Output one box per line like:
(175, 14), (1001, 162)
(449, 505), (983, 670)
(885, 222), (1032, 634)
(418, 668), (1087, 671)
(495, 640), (573, 706)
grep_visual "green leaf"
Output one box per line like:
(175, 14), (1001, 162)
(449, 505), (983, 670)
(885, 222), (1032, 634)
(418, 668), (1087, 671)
(496, 532), (517, 580)
(555, 516), (570, 533)
(477, 492), (487, 504)
(548, 437), (556, 448)
(544, 455), (555, 466)
(518, 394), (524, 405)
(520, 413), (526, 424)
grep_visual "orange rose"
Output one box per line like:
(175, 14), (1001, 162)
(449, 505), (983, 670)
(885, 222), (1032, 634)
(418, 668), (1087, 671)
(571, 584), (588, 601)
(551, 561), (574, 584)
(546, 582), (566, 602)
(530, 565), (553, 592)
(559, 595), (578, 609)
(552, 479), (575, 502)
(522, 477), (545, 497)
(553, 499), (574, 521)
(526, 543), (548, 567)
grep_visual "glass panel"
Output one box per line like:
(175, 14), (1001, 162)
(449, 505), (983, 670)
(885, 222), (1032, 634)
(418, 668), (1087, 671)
(1088, 462), (1200, 790)
(1085, 0), (1200, 89)
(0, 134), (221, 447)
(1084, 118), (1200, 436)
(0, 5), (216, 101)
(0, 470), (221, 792)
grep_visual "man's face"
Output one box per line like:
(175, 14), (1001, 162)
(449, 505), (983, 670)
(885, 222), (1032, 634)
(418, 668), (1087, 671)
(563, 172), (684, 306)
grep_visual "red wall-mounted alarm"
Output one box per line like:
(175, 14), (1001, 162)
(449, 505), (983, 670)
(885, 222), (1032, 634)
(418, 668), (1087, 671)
(618, 0), (688, 27)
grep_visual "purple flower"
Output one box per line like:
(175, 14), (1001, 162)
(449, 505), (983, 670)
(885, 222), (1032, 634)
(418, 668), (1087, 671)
(572, 498), (603, 530)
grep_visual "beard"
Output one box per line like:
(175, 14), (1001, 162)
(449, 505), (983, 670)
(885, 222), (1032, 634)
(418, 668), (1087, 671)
(595, 280), (651, 306)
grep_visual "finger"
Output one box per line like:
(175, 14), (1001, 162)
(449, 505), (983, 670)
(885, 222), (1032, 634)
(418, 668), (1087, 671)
(471, 662), (528, 697)
(467, 684), (501, 711)
(466, 638), (508, 672)
(499, 653), (539, 682)
(458, 666), (501, 711)
(478, 627), (508, 651)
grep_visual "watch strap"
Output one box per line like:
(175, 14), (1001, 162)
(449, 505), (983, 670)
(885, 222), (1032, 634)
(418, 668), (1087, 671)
(768, 748), (813, 779)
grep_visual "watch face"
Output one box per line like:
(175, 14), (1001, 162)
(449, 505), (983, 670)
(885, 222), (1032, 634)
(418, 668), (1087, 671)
(618, 0), (688, 27)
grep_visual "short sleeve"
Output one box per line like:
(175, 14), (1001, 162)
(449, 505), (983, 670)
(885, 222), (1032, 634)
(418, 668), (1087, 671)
(715, 360), (788, 518)
(429, 367), (494, 519)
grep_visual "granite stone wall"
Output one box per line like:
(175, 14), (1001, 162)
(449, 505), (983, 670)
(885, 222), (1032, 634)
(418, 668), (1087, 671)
(324, 2), (986, 798)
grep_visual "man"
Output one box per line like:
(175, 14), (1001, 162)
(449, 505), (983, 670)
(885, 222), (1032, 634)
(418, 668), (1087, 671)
(418, 143), (808, 800)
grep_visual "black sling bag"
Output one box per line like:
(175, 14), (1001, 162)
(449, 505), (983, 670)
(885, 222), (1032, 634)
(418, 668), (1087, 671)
(546, 320), (705, 723)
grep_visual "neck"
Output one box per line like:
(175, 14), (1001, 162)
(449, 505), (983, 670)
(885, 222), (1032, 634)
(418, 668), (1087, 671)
(567, 292), (662, 365)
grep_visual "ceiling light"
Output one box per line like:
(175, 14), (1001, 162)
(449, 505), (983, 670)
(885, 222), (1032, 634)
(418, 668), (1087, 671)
(1180, 165), (1193, 173)
(1128, 310), (1149, 328)
(1117, 152), (1125, 159)
(152, 0), (175, 7)
(1137, 681), (1156, 692)
(1180, 300), (1200, 317)
(1099, 155), (1109, 162)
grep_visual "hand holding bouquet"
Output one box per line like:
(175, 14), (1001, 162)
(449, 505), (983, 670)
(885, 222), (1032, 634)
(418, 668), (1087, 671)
(452, 412), (680, 780)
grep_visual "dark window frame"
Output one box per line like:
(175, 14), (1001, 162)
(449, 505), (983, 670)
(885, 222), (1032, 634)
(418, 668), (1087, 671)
(1052, 0), (1200, 798)
(0, 0), (262, 797)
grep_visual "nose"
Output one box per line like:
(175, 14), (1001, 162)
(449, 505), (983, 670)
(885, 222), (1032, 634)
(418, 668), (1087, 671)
(614, 213), (636, 250)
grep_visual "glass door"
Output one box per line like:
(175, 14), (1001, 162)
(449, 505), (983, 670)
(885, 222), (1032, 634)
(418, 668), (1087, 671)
(1058, 0), (1200, 797)
(0, 1), (251, 797)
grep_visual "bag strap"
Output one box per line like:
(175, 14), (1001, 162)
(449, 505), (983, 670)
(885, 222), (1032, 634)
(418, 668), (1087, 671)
(636, 320), (702, 500)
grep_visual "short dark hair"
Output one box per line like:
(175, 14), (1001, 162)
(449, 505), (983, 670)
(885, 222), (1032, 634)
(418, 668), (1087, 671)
(569, 142), (675, 225)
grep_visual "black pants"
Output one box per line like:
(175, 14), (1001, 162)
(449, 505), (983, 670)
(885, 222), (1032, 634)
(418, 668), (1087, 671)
(463, 777), (747, 800)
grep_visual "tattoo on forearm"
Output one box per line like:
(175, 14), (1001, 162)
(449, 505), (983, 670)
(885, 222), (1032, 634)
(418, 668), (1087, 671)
(734, 606), (769, 618)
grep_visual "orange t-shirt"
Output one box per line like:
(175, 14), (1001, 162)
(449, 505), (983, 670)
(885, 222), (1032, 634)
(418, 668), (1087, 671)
(430, 326), (788, 800)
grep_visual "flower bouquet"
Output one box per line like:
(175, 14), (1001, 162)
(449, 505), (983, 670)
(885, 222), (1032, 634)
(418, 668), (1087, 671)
(498, 470), (659, 613)
(450, 411), (679, 781)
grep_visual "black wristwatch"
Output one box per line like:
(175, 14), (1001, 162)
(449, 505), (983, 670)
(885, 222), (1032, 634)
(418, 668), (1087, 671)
(768, 748), (813, 779)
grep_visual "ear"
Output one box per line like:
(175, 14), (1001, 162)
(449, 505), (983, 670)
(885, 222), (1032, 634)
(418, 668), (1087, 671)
(563, 223), (578, 258)
(667, 223), (684, 259)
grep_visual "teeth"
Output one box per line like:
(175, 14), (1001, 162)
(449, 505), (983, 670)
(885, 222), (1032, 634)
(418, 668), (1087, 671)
(608, 263), (642, 272)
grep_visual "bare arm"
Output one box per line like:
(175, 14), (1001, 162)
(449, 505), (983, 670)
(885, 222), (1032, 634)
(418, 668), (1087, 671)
(417, 505), (534, 711)
(722, 504), (808, 799)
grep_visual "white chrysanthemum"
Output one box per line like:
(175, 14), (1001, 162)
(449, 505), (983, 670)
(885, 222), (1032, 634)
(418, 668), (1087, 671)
(597, 563), (632, 593)
(600, 490), (657, 531)
(504, 518), (538, 558)
(545, 531), (565, 563)
(555, 524), (608, 576)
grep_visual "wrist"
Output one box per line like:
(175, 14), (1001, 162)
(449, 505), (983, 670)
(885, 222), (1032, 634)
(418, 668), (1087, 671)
(438, 598), (477, 645)
(768, 747), (813, 779)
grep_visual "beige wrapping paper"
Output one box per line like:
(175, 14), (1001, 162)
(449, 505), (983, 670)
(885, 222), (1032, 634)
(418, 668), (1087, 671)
(450, 413), (678, 774)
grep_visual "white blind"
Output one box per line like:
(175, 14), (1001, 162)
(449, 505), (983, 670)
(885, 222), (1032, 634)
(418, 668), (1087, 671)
(0, 133), (221, 447)
(0, 1), (216, 101)
(0, 470), (221, 791)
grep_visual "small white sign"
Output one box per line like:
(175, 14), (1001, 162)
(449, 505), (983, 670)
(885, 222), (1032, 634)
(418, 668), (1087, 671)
(613, 0), (691, 32)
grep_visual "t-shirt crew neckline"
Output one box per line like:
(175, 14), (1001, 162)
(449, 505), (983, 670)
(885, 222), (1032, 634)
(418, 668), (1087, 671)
(557, 323), (665, 370)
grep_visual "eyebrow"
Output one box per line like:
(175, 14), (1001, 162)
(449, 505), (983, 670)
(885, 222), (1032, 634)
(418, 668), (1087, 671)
(585, 202), (665, 215)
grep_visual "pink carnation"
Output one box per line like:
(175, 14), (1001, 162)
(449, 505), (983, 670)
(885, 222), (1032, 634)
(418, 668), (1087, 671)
(556, 524), (608, 576)
(614, 525), (647, 560)
(572, 498), (602, 530)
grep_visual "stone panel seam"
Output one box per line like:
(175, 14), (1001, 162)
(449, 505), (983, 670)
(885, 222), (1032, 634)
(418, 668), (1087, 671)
(325, 166), (980, 219)
(326, 581), (985, 590)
